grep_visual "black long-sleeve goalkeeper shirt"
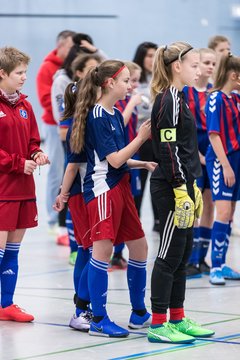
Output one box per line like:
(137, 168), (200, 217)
(151, 85), (202, 188)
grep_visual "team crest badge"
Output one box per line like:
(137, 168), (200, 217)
(19, 109), (28, 119)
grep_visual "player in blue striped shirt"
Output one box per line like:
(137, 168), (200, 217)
(70, 60), (155, 338)
(205, 53), (240, 285)
(183, 48), (216, 277)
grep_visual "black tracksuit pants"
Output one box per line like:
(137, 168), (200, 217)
(150, 179), (194, 314)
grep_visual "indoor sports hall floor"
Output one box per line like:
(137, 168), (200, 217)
(1, 164), (240, 360)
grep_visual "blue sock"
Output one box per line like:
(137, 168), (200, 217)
(211, 221), (228, 268)
(88, 257), (108, 317)
(76, 249), (92, 311)
(66, 209), (78, 253)
(127, 259), (147, 311)
(0, 243), (20, 307)
(73, 246), (89, 293)
(113, 243), (124, 256)
(199, 226), (212, 262)
(222, 221), (232, 265)
(0, 248), (5, 266)
(188, 227), (200, 265)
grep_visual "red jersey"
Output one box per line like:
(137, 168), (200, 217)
(36, 49), (63, 125)
(0, 92), (41, 200)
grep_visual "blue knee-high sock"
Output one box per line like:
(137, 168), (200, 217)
(113, 243), (125, 256)
(188, 227), (200, 265)
(127, 259), (147, 311)
(66, 209), (78, 253)
(0, 248), (5, 266)
(211, 221), (228, 268)
(199, 226), (212, 262)
(73, 246), (89, 293)
(222, 221), (232, 266)
(88, 257), (108, 317)
(77, 252), (91, 303)
(0, 243), (20, 308)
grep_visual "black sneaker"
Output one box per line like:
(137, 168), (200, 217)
(199, 260), (210, 275)
(186, 264), (202, 279)
(108, 255), (127, 271)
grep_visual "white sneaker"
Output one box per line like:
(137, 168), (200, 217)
(69, 312), (91, 332)
(209, 268), (225, 285)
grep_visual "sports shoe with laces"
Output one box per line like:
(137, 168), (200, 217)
(186, 264), (202, 279)
(69, 311), (92, 332)
(128, 311), (152, 329)
(209, 268), (225, 285)
(0, 304), (34, 322)
(69, 251), (78, 266)
(199, 260), (210, 274)
(89, 315), (129, 337)
(173, 317), (215, 337)
(147, 322), (195, 343)
(56, 234), (69, 246)
(108, 255), (127, 271)
(222, 265), (240, 280)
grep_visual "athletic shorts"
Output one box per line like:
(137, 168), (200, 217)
(87, 174), (145, 244)
(0, 200), (38, 231)
(206, 150), (240, 201)
(197, 165), (210, 190)
(68, 194), (92, 249)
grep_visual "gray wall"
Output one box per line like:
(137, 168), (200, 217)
(0, 0), (240, 130)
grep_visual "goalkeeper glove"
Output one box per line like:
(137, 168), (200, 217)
(173, 184), (195, 229)
(193, 181), (203, 219)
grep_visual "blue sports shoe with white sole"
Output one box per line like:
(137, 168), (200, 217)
(89, 315), (129, 338)
(222, 265), (240, 280)
(128, 311), (152, 329)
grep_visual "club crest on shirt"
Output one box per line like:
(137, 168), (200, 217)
(19, 109), (28, 119)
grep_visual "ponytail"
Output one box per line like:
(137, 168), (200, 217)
(70, 59), (125, 153)
(150, 41), (193, 100)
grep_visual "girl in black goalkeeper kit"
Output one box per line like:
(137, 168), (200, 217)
(147, 42), (215, 344)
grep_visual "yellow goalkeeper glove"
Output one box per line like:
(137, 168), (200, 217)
(193, 181), (203, 219)
(173, 184), (195, 229)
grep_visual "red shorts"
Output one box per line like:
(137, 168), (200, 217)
(68, 194), (92, 249)
(0, 200), (38, 231)
(87, 174), (145, 245)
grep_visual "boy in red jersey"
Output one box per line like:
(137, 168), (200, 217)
(0, 47), (49, 322)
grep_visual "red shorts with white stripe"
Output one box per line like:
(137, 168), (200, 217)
(87, 174), (145, 244)
(0, 200), (38, 231)
(68, 193), (92, 249)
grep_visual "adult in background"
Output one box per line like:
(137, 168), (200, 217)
(36, 30), (76, 235)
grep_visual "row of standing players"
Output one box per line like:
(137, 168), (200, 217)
(1, 34), (239, 343)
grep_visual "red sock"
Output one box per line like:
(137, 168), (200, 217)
(169, 307), (184, 321)
(152, 313), (167, 325)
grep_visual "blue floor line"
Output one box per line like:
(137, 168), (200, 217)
(109, 333), (240, 360)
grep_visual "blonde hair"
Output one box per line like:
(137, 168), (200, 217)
(70, 59), (125, 153)
(125, 61), (141, 76)
(199, 48), (216, 60)
(0, 46), (30, 75)
(150, 41), (194, 100)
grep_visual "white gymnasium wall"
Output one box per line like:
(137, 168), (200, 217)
(0, 0), (239, 131)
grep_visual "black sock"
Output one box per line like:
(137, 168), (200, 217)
(93, 315), (104, 323)
(132, 308), (147, 316)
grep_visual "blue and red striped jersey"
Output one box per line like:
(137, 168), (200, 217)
(205, 90), (240, 160)
(183, 84), (212, 155)
(115, 95), (138, 144)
